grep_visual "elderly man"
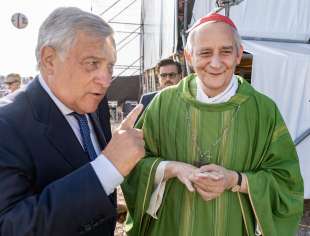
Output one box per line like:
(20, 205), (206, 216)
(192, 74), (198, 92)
(139, 58), (182, 109)
(4, 73), (21, 93)
(0, 7), (144, 236)
(122, 13), (304, 235)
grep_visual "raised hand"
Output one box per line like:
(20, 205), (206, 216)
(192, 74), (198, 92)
(103, 104), (145, 176)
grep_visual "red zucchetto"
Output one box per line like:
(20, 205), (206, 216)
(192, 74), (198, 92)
(187, 13), (237, 33)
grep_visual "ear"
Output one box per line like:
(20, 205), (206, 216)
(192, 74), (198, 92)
(40, 46), (57, 75)
(184, 49), (193, 66)
(236, 45), (244, 65)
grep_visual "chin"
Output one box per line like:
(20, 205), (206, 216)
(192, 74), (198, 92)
(80, 103), (100, 114)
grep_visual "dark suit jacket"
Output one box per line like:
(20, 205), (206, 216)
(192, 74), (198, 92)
(0, 78), (116, 235)
(136, 91), (158, 123)
(139, 91), (157, 110)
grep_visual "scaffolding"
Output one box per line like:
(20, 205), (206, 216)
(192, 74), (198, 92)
(92, 0), (143, 79)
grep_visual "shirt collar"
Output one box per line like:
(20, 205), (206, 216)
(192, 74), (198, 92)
(196, 75), (238, 104)
(38, 75), (73, 116)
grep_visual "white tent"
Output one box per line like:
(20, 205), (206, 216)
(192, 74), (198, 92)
(192, 0), (310, 197)
(142, 0), (178, 70)
(191, 0), (310, 42)
(243, 40), (310, 197)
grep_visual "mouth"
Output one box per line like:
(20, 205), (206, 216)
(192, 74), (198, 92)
(208, 72), (223, 76)
(90, 92), (105, 98)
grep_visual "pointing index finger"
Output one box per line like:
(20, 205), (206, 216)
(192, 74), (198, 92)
(119, 104), (144, 130)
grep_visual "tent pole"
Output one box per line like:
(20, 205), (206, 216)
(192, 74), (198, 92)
(182, 0), (191, 75)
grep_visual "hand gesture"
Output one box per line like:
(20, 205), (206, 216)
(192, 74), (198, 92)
(103, 104), (145, 176)
(190, 164), (237, 202)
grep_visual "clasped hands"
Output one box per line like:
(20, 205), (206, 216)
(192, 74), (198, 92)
(165, 162), (237, 202)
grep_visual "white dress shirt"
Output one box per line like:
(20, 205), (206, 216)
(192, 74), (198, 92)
(38, 75), (123, 195)
(196, 75), (238, 103)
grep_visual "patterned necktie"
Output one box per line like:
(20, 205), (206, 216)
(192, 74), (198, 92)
(72, 113), (97, 161)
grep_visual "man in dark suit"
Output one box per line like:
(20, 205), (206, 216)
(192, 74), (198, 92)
(139, 59), (182, 109)
(0, 7), (144, 236)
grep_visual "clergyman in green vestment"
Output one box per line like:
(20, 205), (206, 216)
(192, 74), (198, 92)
(122, 13), (304, 236)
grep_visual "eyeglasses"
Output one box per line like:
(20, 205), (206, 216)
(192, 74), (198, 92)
(159, 72), (179, 79)
(5, 81), (19, 85)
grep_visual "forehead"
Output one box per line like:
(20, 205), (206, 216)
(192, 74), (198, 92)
(159, 64), (178, 73)
(69, 32), (116, 63)
(192, 22), (235, 50)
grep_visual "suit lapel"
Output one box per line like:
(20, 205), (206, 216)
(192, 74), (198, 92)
(46, 105), (90, 168)
(27, 78), (90, 169)
(89, 112), (107, 150)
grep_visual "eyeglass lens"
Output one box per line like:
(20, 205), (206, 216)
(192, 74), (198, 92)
(160, 73), (178, 78)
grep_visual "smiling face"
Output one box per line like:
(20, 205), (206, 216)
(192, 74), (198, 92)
(41, 31), (116, 114)
(188, 22), (243, 97)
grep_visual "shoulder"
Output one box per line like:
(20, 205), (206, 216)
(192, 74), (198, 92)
(237, 77), (285, 128)
(141, 91), (158, 100)
(0, 80), (48, 133)
(238, 77), (277, 110)
(158, 75), (190, 100)
(0, 89), (29, 120)
(139, 91), (158, 105)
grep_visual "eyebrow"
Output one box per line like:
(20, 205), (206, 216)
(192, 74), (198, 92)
(81, 56), (101, 61)
(81, 56), (115, 65)
(222, 46), (234, 50)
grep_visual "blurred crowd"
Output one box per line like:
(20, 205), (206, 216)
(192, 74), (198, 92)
(0, 74), (33, 97)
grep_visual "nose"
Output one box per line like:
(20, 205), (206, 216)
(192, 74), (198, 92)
(210, 54), (221, 69)
(165, 76), (173, 82)
(94, 70), (112, 88)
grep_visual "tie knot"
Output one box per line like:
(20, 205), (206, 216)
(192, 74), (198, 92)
(72, 112), (87, 122)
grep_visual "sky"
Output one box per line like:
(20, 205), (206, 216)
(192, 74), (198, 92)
(0, 0), (141, 77)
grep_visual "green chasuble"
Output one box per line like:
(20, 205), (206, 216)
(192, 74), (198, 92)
(122, 75), (304, 236)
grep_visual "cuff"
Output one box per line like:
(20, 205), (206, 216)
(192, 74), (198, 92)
(91, 154), (124, 195)
(146, 161), (170, 218)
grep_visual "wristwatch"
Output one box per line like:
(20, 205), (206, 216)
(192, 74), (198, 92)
(231, 171), (242, 192)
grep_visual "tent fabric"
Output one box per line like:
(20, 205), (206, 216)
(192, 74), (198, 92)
(297, 136), (310, 198)
(142, 0), (177, 70)
(191, 0), (310, 42)
(243, 40), (310, 198)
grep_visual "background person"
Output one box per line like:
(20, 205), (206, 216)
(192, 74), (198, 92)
(139, 58), (182, 109)
(4, 73), (21, 93)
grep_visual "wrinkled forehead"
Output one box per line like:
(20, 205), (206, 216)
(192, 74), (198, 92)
(159, 64), (178, 73)
(191, 22), (236, 49)
(71, 32), (117, 62)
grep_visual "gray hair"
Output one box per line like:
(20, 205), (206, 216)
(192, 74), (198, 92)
(185, 21), (242, 55)
(35, 7), (115, 68)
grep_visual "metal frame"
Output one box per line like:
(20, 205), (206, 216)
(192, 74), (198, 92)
(95, 0), (143, 78)
(295, 129), (310, 146)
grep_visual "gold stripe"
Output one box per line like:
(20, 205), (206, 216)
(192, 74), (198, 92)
(182, 106), (198, 236)
(271, 124), (288, 143)
(232, 94), (248, 104)
(190, 106), (198, 164)
(238, 193), (250, 236)
(214, 110), (232, 236)
(247, 182), (265, 236)
(139, 159), (160, 232)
